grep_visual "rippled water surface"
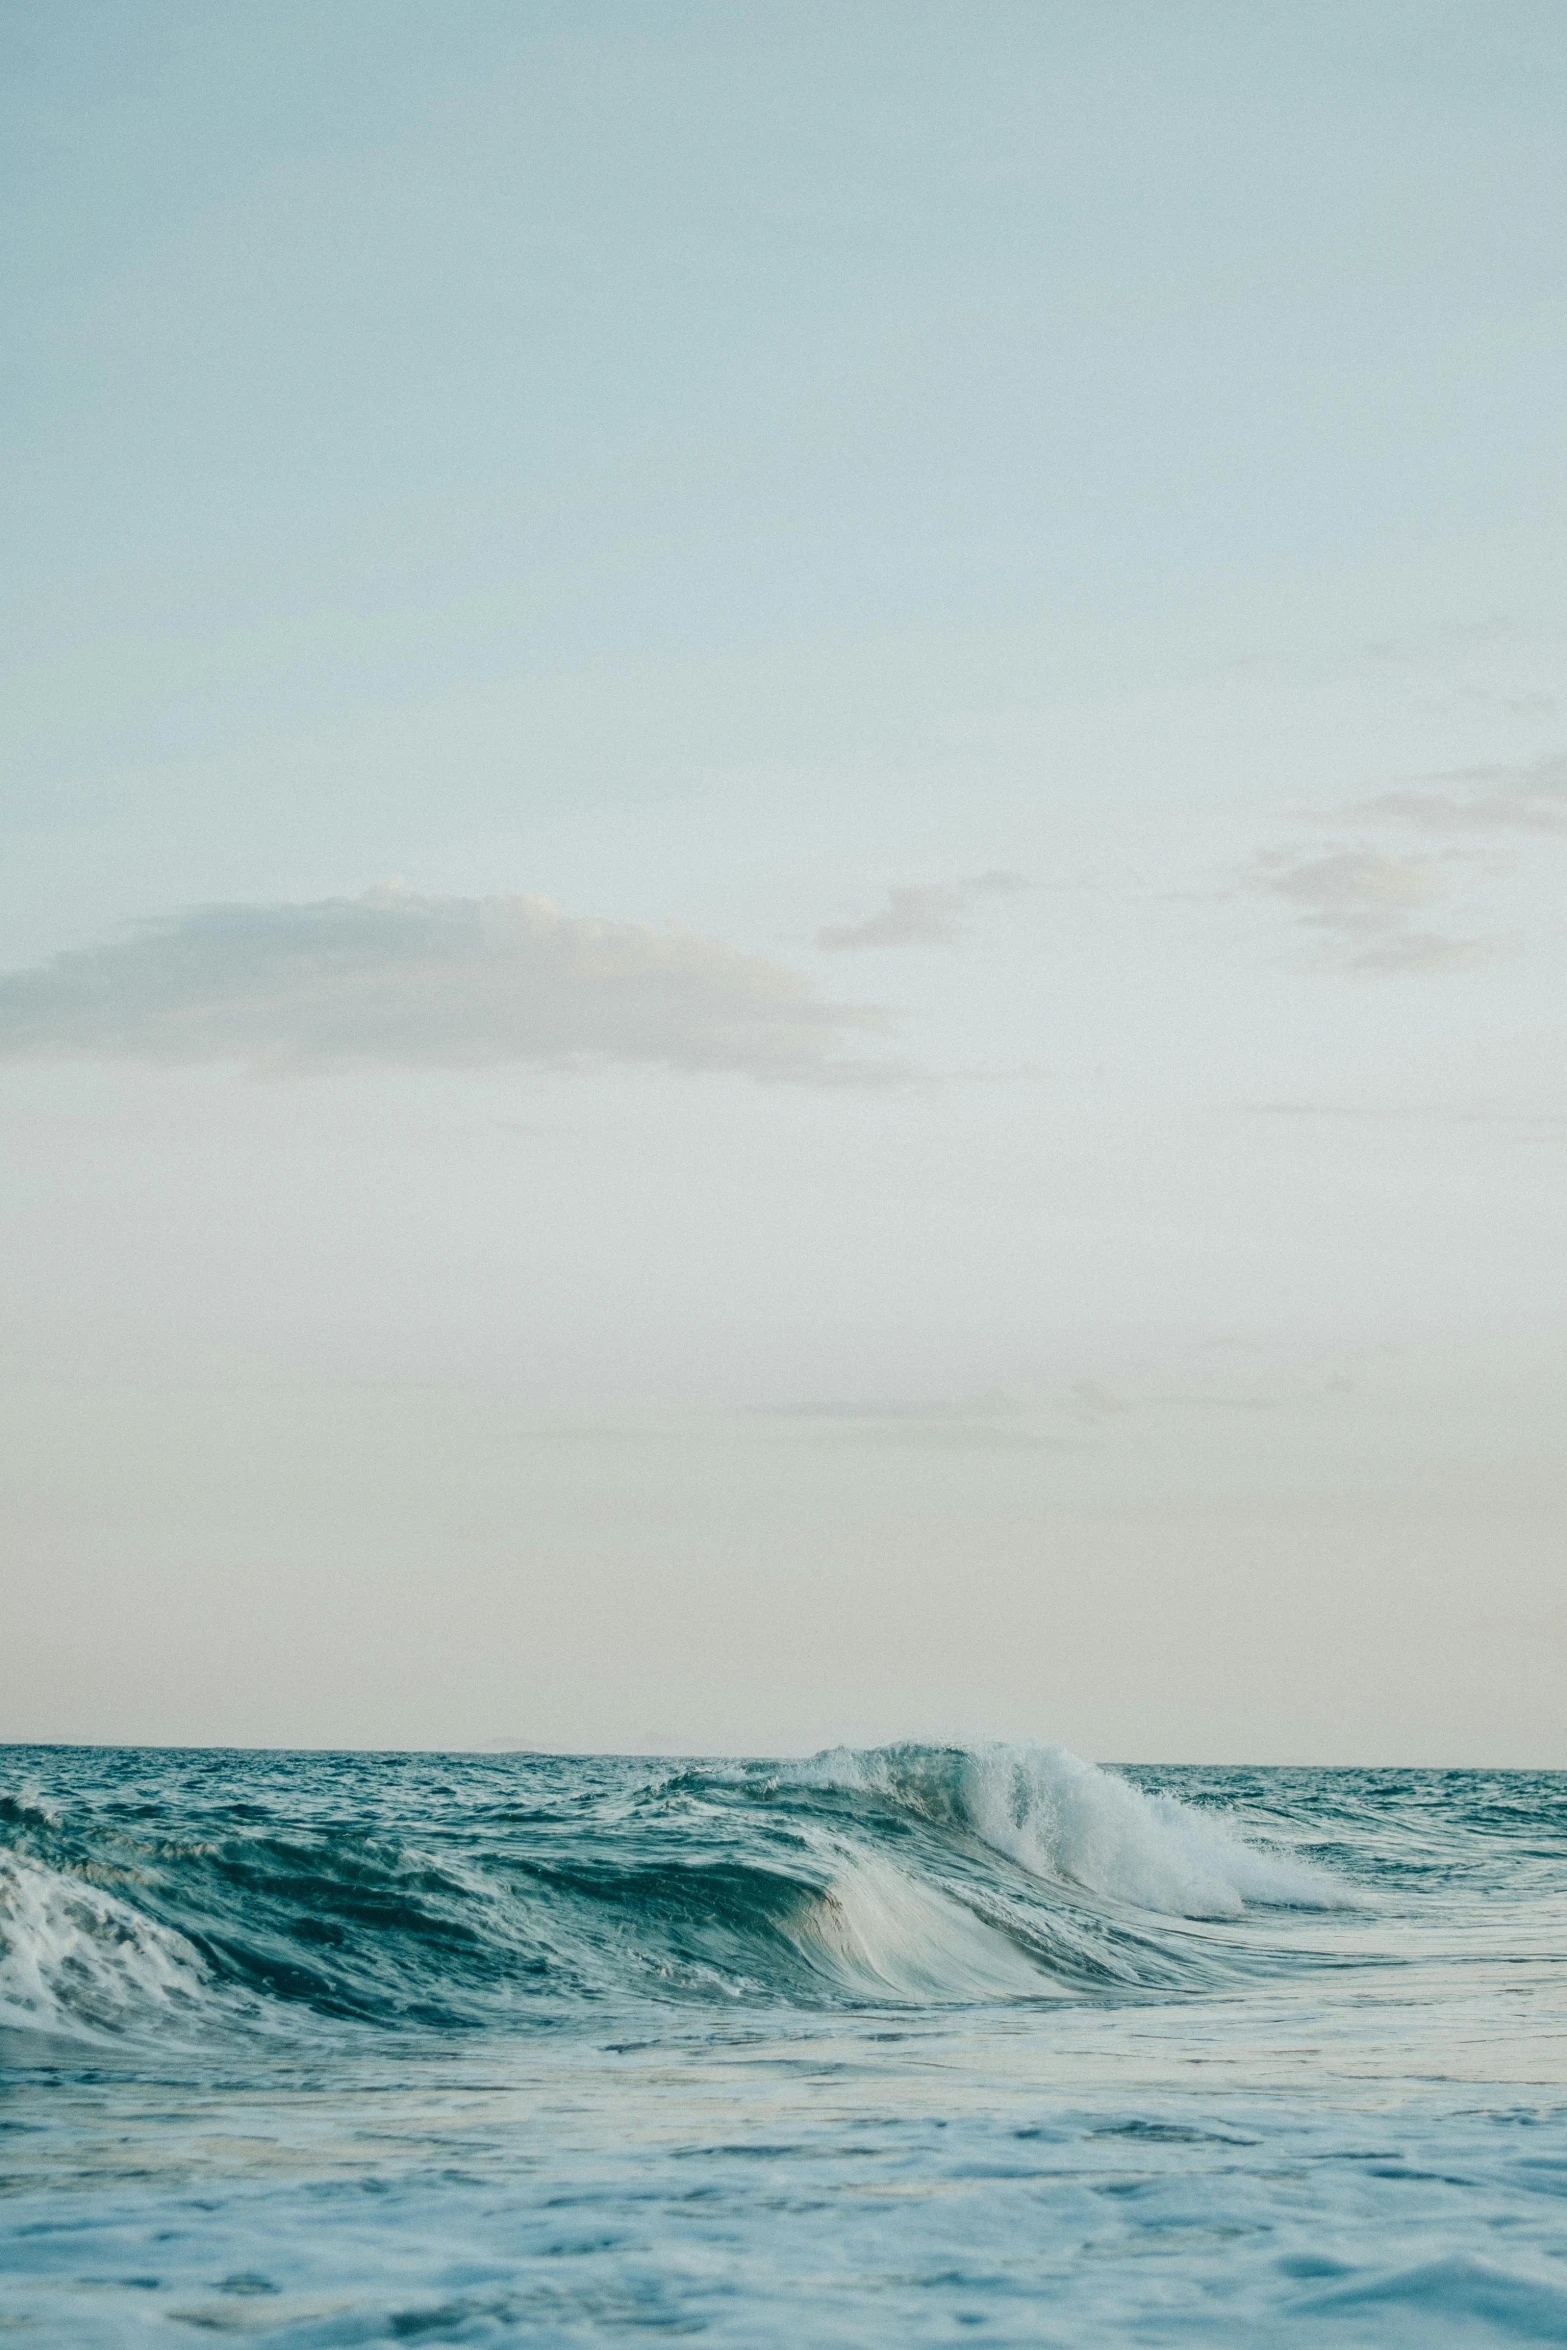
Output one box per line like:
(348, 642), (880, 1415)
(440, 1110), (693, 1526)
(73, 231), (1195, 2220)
(2, 1745), (1565, 2344)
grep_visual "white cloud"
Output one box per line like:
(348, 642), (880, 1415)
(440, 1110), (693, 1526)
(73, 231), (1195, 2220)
(0, 886), (897, 1083)
(815, 871), (1027, 953)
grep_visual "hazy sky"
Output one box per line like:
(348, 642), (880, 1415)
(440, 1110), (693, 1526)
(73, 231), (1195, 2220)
(4, 1), (1565, 1760)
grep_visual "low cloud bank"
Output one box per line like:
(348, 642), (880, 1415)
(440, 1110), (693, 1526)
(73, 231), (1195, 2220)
(0, 887), (895, 1082)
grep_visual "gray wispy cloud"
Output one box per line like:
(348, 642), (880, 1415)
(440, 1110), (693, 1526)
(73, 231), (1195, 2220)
(0, 887), (897, 1083)
(1246, 750), (1567, 972)
(815, 870), (1027, 953)
(1242, 1099), (1567, 1133)
(767, 1371), (1346, 1447)
(1242, 845), (1496, 973)
(1335, 753), (1567, 839)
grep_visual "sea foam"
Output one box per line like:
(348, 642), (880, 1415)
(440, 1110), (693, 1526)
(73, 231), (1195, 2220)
(793, 1743), (1348, 1919)
(0, 1848), (209, 2041)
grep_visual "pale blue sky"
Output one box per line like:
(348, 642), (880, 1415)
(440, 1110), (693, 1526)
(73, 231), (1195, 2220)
(7, 1), (1567, 927)
(3, 4), (1565, 1756)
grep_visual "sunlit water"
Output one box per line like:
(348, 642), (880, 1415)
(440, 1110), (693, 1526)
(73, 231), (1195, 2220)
(2, 1746), (1565, 2345)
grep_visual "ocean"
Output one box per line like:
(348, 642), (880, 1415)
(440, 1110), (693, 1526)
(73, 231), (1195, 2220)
(2, 1744), (1564, 2345)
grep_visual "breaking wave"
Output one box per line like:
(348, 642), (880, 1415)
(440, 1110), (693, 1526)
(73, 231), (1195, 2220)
(789, 1742), (1346, 1918)
(0, 1848), (211, 2040)
(0, 1744), (1352, 2045)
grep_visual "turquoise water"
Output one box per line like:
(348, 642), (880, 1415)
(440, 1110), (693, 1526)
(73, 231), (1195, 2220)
(2, 1745), (1565, 2344)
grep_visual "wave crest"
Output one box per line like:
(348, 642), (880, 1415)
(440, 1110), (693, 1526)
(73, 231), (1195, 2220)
(0, 1850), (210, 2041)
(789, 1744), (1348, 1920)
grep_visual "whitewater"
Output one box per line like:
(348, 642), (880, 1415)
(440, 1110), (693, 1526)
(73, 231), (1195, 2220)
(2, 1746), (1565, 2344)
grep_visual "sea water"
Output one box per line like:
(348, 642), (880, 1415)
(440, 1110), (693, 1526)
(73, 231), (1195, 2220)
(1, 1746), (1564, 2345)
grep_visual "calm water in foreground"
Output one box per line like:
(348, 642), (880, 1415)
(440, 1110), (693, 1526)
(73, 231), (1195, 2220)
(2, 1745), (1565, 2345)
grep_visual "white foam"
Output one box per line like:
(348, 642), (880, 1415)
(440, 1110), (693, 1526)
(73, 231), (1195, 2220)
(960, 1746), (1347, 1919)
(788, 1853), (1047, 2002)
(0, 1849), (210, 2041)
(797, 1744), (1349, 1920)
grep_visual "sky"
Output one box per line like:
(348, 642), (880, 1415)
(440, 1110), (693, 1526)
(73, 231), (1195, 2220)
(3, 0), (1565, 1761)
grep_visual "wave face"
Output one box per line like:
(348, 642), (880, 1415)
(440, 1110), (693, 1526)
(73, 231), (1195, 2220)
(0, 1744), (1354, 2046)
